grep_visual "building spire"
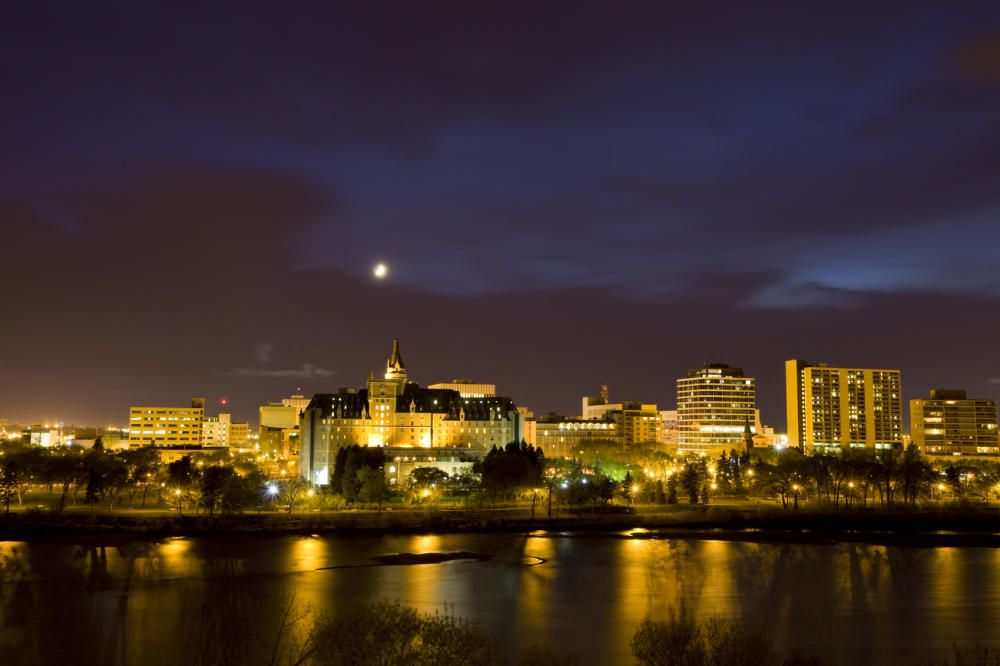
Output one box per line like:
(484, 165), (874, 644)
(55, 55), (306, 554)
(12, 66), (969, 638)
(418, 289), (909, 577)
(385, 338), (407, 380)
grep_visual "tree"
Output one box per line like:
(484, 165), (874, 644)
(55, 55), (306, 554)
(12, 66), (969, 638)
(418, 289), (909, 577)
(680, 459), (707, 504)
(0, 462), (17, 514)
(83, 470), (102, 505)
(667, 474), (679, 504)
(309, 600), (503, 665)
(357, 468), (387, 508)
(330, 446), (349, 494)
(622, 471), (634, 504)
(480, 441), (544, 503)
(281, 477), (310, 513)
(167, 456), (196, 514)
(408, 467), (449, 491)
(200, 465), (233, 517)
(220, 472), (263, 515)
(120, 447), (160, 507)
(339, 445), (385, 500)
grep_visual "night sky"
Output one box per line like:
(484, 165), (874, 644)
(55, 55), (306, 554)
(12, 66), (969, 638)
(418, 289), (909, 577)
(3, 2), (1000, 428)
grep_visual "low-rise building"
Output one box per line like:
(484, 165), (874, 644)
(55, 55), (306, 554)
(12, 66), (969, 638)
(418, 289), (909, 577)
(533, 416), (622, 457)
(427, 380), (496, 398)
(128, 398), (205, 448)
(581, 386), (663, 446)
(384, 447), (483, 487)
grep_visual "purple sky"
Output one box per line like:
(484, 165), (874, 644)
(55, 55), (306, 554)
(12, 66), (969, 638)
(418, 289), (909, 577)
(3, 2), (1000, 428)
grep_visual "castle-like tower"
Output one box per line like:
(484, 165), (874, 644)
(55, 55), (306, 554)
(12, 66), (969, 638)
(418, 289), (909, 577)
(385, 337), (406, 381)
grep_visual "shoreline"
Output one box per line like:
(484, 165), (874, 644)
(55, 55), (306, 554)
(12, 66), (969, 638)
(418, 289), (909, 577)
(2, 505), (1000, 548)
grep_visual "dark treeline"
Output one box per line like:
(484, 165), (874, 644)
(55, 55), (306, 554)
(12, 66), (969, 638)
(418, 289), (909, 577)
(0, 443), (282, 515)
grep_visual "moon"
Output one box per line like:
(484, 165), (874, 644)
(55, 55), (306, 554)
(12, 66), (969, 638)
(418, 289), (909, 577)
(373, 262), (388, 279)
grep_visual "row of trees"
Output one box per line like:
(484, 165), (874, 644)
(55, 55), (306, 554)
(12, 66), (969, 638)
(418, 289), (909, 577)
(0, 444), (290, 515)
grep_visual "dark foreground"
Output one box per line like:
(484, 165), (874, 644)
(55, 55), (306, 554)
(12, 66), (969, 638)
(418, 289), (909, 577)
(3, 530), (1000, 665)
(2, 504), (1000, 548)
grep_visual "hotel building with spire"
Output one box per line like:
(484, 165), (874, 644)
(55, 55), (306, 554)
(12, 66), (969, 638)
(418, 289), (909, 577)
(299, 339), (524, 486)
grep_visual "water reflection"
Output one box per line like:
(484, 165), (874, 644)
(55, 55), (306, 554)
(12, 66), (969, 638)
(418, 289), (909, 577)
(1, 534), (999, 665)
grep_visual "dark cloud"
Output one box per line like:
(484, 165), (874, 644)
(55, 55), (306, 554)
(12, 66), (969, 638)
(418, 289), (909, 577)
(226, 364), (333, 379)
(950, 30), (1000, 83)
(3, 1), (1000, 426)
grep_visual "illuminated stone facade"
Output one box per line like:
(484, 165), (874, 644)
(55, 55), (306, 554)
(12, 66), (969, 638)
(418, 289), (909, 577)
(300, 340), (523, 485)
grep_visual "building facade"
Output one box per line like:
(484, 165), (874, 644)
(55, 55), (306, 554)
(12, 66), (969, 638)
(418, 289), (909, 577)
(259, 399), (304, 457)
(660, 410), (678, 449)
(580, 387), (663, 446)
(910, 389), (999, 456)
(300, 340), (523, 486)
(533, 417), (622, 457)
(128, 398), (205, 448)
(427, 380), (496, 398)
(677, 364), (756, 455)
(785, 360), (903, 452)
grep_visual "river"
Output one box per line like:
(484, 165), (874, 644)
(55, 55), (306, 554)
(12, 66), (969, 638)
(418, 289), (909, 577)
(1, 532), (999, 665)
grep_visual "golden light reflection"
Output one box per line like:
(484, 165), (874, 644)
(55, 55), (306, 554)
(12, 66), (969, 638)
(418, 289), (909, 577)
(292, 536), (328, 571)
(160, 537), (196, 578)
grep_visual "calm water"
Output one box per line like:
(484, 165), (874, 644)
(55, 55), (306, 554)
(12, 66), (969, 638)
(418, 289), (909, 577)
(1, 532), (999, 665)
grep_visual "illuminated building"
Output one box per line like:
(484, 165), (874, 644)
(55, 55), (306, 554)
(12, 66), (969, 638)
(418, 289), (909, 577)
(660, 410), (678, 449)
(532, 416), (622, 457)
(581, 386), (663, 446)
(910, 389), (998, 456)
(427, 380), (496, 398)
(259, 399), (301, 456)
(229, 421), (250, 449)
(677, 364), (756, 454)
(384, 448), (482, 486)
(202, 413), (250, 448)
(785, 360), (902, 452)
(202, 413), (232, 447)
(128, 398), (205, 447)
(300, 339), (523, 485)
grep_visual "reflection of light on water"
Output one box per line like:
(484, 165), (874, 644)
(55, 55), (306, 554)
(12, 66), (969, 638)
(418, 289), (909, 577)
(160, 537), (194, 577)
(514, 535), (556, 641)
(414, 535), (442, 553)
(291, 537), (327, 571)
(0, 541), (28, 582)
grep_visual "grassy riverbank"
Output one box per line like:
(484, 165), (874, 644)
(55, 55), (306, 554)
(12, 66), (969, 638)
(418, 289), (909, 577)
(2, 502), (1000, 546)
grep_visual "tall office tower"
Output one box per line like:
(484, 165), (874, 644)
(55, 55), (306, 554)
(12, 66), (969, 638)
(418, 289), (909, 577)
(676, 364), (756, 455)
(910, 389), (999, 456)
(785, 360), (902, 452)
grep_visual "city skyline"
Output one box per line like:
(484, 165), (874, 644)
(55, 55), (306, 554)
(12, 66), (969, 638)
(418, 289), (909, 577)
(3, 338), (993, 439)
(4, 2), (1000, 428)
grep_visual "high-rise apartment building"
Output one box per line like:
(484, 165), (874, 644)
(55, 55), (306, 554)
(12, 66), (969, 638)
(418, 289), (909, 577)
(910, 389), (998, 456)
(785, 360), (902, 452)
(676, 364), (756, 454)
(128, 398), (205, 448)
